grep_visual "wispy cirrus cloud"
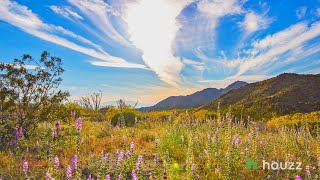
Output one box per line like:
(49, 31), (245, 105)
(49, 5), (83, 20)
(67, 0), (131, 47)
(176, 0), (245, 53)
(199, 74), (270, 88)
(296, 7), (307, 19)
(198, 20), (320, 87)
(236, 21), (320, 76)
(0, 0), (146, 69)
(182, 58), (205, 71)
(217, 21), (320, 80)
(239, 11), (272, 34)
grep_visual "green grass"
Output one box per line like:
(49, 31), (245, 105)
(0, 111), (319, 179)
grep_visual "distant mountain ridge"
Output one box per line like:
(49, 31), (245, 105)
(200, 73), (320, 120)
(140, 81), (248, 111)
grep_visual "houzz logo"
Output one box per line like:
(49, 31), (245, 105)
(246, 157), (302, 170)
(246, 157), (258, 170)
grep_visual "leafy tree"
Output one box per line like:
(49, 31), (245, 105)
(0, 51), (69, 146)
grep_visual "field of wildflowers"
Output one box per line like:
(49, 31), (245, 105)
(0, 108), (319, 180)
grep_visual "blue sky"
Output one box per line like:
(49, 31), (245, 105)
(0, 0), (320, 106)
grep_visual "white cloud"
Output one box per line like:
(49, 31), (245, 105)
(296, 7), (307, 19)
(49, 5), (83, 20)
(89, 60), (149, 69)
(199, 75), (270, 88)
(251, 22), (308, 50)
(239, 12), (272, 33)
(235, 21), (320, 76)
(197, 0), (243, 17)
(68, 0), (130, 47)
(0, 0), (146, 69)
(176, 0), (246, 60)
(183, 58), (205, 71)
(4, 63), (44, 70)
(123, 0), (192, 86)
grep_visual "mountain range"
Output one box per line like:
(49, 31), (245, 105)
(140, 81), (248, 111)
(200, 73), (320, 120)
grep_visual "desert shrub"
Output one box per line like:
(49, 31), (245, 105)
(111, 111), (140, 127)
(56, 102), (102, 122)
(193, 110), (216, 122)
(146, 111), (171, 120)
(267, 111), (320, 130)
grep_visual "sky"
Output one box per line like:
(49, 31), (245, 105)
(0, 0), (320, 107)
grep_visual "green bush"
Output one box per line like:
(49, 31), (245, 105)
(111, 111), (139, 127)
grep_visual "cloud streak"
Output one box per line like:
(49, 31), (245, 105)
(296, 7), (307, 19)
(67, 0), (131, 47)
(236, 21), (320, 76)
(49, 5), (84, 20)
(0, 0), (146, 69)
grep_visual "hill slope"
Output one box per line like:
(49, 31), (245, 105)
(140, 81), (248, 111)
(201, 73), (320, 120)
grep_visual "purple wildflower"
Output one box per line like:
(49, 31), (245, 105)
(23, 160), (28, 175)
(118, 151), (124, 163)
(19, 127), (23, 137)
(54, 156), (60, 168)
(51, 128), (57, 138)
(81, 137), (85, 143)
(76, 118), (82, 131)
(66, 165), (72, 179)
(130, 142), (135, 152)
(306, 166), (311, 178)
(118, 173), (122, 180)
(132, 170), (138, 180)
(102, 153), (109, 162)
(105, 174), (110, 180)
(191, 164), (196, 172)
(36, 140), (39, 147)
(232, 134), (239, 146)
(56, 122), (61, 130)
(125, 151), (130, 156)
(15, 129), (19, 140)
(153, 153), (158, 165)
(45, 172), (51, 180)
(136, 155), (143, 170)
(72, 155), (78, 170)
(259, 141), (263, 146)
(87, 175), (92, 180)
(70, 111), (76, 118)
(318, 157), (320, 167)
(295, 175), (302, 180)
